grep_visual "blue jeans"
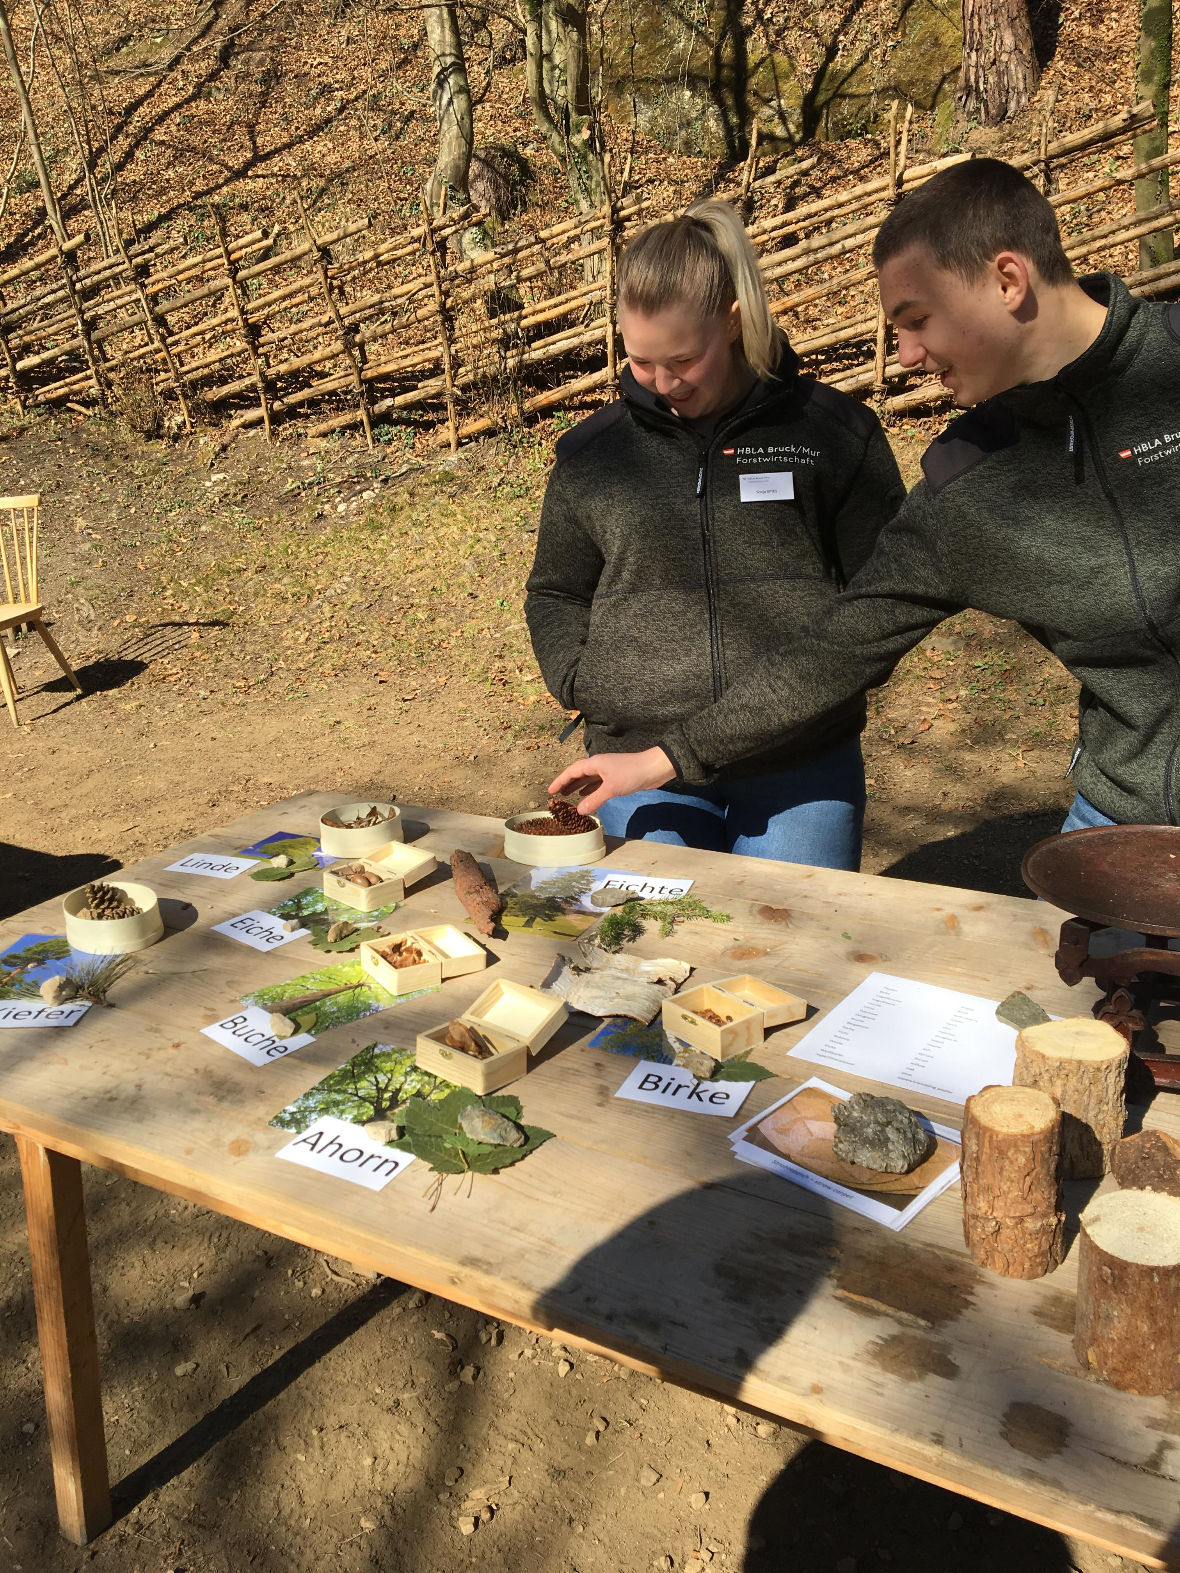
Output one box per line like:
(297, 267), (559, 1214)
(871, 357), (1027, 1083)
(595, 739), (866, 870)
(1061, 792), (1117, 832)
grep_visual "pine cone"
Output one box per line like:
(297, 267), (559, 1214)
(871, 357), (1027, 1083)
(82, 882), (141, 921)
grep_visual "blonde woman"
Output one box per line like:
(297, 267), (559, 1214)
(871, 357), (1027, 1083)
(524, 200), (905, 868)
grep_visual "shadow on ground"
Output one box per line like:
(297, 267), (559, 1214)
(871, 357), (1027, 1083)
(0, 843), (120, 920)
(878, 810), (1066, 897)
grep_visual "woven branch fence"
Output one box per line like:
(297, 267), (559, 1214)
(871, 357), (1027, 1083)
(0, 99), (1176, 448)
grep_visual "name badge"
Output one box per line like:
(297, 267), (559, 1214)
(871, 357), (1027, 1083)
(739, 471), (794, 502)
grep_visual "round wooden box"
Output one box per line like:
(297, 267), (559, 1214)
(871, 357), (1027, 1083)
(319, 801), (403, 856)
(503, 810), (605, 867)
(63, 880), (164, 955)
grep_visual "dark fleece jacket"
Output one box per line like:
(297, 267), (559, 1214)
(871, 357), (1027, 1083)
(659, 275), (1180, 825)
(525, 349), (906, 780)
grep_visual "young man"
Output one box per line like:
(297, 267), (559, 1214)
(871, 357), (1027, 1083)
(550, 157), (1180, 832)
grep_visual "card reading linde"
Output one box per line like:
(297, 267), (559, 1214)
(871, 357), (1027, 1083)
(165, 852), (259, 880)
(274, 1116), (415, 1191)
(0, 1000), (91, 1029)
(739, 471), (793, 503)
(212, 910), (309, 952)
(614, 1059), (756, 1118)
(202, 1006), (315, 1066)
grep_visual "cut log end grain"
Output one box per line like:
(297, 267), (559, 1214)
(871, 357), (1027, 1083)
(1075, 1188), (1180, 1393)
(1111, 1129), (1180, 1197)
(962, 1084), (1065, 1280)
(1014, 1017), (1128, 1179)
(449, 849), (501, 936)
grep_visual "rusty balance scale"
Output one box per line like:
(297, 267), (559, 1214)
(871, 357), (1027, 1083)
(1022, 825), (1180, 1091)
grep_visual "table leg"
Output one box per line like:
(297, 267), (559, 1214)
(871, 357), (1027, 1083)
(17, 1138), (111, 1544)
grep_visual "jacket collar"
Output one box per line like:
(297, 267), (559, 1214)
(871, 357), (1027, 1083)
(619, 340), (802, 435)
(1001, 273), (1146, 408)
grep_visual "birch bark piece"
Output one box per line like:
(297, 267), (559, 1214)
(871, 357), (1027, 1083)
(1013, 1017), (1128, 1178)
(1074, 1188), (1180, 1394)
(1111, 1129), (1180, 1197)
(961, 1084), (1065, 1279)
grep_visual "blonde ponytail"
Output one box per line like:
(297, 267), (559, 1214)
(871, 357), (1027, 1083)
(616, 198), (784, 381)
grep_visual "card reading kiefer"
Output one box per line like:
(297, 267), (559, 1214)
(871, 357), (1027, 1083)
(274, 1116), (414, 1192)
(615, 1059), (756, 1118)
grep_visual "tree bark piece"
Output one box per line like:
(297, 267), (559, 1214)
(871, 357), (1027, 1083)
(1014, 1017), (1128, 1178)
(1111, 1129), (1180, 1197)
(1134, 0), (1173, 267)
(1074, 1188), (1180, 1393)
(957, 0), (1039, 126)
(961, 1084), (1065, 1279)
(450, 849), (501, 936)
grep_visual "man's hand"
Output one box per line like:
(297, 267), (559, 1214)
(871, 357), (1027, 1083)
(549, 747), (676, 817)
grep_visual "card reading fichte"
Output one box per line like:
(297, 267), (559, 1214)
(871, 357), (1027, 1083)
(211, 910), (309, 952)
(274, 1116), (415, 1191)
(201, 1006), (315, 1066)
(614, 1059), (756, 1118)
(164, 852), (259, 880)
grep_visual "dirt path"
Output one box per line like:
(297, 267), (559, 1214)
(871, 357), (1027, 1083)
(0, 413), (1120, 1573)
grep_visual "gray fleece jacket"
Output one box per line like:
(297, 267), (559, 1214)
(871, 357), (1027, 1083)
(525, 350), (906, 780)
(658, 275), (1180, 825)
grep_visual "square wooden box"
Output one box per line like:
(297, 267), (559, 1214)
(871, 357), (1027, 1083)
(463, 979), (568, 1056)
(661, 985), (764, 1059)
(323, 858), (404, 911)
(359, 934), (444, 995)
(713, 975), (808, 1029)
(415, 1023), (528, 1094)
(412, 924), (488, 979)
(372, 842), (437, 888)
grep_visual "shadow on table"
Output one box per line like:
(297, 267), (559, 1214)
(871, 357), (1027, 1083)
(877, 809), (1066, 899)
(532, 1173), (1097, 1573)
(0, 843), (121, 921)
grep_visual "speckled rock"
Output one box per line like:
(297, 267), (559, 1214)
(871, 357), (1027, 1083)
(674, 1047), (719, 1081)
(590, 886), (639, 908)
(458, 1105), (526, 1147)
(995, 990), (1050, 1030)
(40, 975), (78, 1006)
(831, 1092), (930, 1174)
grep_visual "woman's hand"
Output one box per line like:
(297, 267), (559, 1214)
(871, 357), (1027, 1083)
(549, 747), (676, 816)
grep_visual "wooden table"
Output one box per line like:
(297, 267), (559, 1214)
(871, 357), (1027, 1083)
(3, 793), (1180, 1567)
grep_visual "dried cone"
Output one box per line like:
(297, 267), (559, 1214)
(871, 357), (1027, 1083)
(81, 881), (141, 921)
(961, 1085), (1065, 1279)
(1014, 1017), (1128, 1178)
(450, 849), (501, 936)
(1074, 1188), (1180, 1393)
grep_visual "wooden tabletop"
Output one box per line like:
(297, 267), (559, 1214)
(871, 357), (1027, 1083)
(3, 793), (1179, 1568)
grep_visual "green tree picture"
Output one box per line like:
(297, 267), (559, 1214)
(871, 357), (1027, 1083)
(270, 1043), (452, 1133)
(0, 936), (72, 1000)
(503, 867), (599, 935)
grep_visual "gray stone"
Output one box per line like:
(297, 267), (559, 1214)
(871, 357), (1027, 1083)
(638, 1464), (662, 1488)
(831, 1093), (931, 1174)
(674, 1047), (719, 1081)
(270, 853), (293, 868)
(39, 974), (78, 1006)
(458, 1105), (526, 1147)
(590, 885), (639, 907)
(995, 990), (1051, 1030)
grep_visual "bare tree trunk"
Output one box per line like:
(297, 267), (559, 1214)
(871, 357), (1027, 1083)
(0, 0), (63, 241)
(1134, 0), (1173, 268)
(957, 0), (1039, 126)
(524, 0), (606, 214)
(423, 4), (487, 257)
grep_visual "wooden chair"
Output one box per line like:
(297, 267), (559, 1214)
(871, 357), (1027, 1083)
(0, 494), (82, 725)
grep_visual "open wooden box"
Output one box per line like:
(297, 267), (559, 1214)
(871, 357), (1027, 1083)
(359, 934), (444, 995)
(412, 924), (488, 978)
(415, 1022), (528, 1095)
(319, 801), (403, 857)
(323, 842), (435, 908)
(713, 975), (808, 1029)
(463, 979), (568, 1055)
(661, 984), (764, 1059)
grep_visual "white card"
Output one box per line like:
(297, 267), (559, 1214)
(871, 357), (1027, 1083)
(164, 852), (259, 879)
(201, 1006), (315, 1066)
(0, 1000), (92, 1029)
(212, 910), (309, 952)
(274, 1116), (414, 1191)
(614, 1058), (756, 1118)
(739, 471), (793, 502)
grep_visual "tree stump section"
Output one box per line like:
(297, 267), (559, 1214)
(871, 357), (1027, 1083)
(1074, 1188), (1180, 1393)
(1111, 1128), (1180, 1197)
(962, 1085), (1065, 1279)
(1014, 1017), (1128, 1178)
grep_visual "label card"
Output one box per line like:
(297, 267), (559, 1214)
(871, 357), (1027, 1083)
(0, 1000), (92, 1029)
(165, 852), (259, 880)
(739, 470), (794, 503)
(614, 1058), (756, 1118)
(201, 1006), (315, 1066)
(274, 1116), (414, 1191)
(211, 910), (309, 952)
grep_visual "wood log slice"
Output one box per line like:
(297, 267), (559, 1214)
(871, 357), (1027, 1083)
(1074, 1188), (1180, 1393)
(1013, 1017), (1128, 1178)
(1111, 1128), (1180, 1197)
(961, 1084), (1065, 1279)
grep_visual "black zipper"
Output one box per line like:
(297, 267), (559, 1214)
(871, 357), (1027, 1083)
(1065, 392), (1180, 823)
(696, 443), (724, 701)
